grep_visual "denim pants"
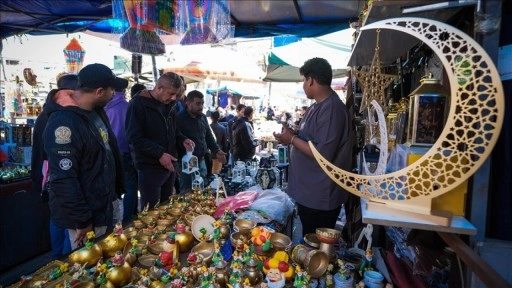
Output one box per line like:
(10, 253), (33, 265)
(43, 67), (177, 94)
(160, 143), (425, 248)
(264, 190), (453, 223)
(122, 152), (139, 223)
(50, 219), (71, 260)
(138, 168), (175, 208)
(179, 159), (207, 192)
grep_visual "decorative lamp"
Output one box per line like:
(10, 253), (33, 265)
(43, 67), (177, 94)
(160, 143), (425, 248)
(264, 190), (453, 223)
(182, 150), (199, 174)
(63, 38), (85, 74)
(231, 161), (246, 183)
(215, 176), (228, 204)
(192, 171), (204, 191)
(406, 74), (449, 146)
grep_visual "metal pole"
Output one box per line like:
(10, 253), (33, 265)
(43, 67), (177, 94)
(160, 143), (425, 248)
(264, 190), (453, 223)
(151, 55), (158, 85)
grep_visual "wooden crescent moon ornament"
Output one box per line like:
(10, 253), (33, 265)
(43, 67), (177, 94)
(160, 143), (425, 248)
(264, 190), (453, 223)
(311, 18), (505, 222)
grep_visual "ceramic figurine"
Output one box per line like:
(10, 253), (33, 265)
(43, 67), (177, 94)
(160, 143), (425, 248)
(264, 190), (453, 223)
(114, 221), (123, 235)
(112, 250), (124, 266)
(242, 244), (253, 263)
(263, 251), (294, 288)
(211, 221), (222, 241)
(358, 248), (374, 276)
(70, 263), (88, 281)
(200, 266), (214, 288)
(212, 242), (224, 264)
(156, 233), (179, 270)
(137, 269), (151, 287)
(293, 266), (308, 288)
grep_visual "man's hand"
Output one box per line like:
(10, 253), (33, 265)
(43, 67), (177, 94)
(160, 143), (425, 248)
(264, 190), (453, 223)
(273, 123), (294, 145)
(183, 139), (195, 152)
(74, 224), (93, 247)
(159, 153), (177, 171)
(215, 150), (227, 164)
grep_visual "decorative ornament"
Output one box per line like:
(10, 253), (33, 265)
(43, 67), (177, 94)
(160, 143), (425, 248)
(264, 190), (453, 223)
(23, 68), (37, 86)
(311, 18), (505, 226)
(63, 38), (85, 74)
(354, 29), (397, 114)
(361, 100), (388, 176)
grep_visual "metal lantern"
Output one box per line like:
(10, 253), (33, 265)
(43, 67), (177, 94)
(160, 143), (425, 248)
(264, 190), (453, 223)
(231, 161), (246, 183)
(406, 74), (449, 146)
(182, 150), (199, 174)
(63, 38), (85, 74)
(192, 171), (204, 191)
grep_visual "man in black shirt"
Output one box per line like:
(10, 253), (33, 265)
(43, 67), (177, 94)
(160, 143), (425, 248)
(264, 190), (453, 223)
(177, 90), (227, 191)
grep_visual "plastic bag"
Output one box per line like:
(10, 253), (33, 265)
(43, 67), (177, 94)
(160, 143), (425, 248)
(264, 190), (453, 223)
(214, 191), (259, 218)
(249, 187), (295, 224)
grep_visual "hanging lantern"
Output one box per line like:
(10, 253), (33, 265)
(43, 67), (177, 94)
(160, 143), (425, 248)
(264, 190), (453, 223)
(192, 171), (204, 191)
(63, 38), (85, 74)
(231, 161), (246, 183)
(406, 74), (449, 146)
(256, 152), (277, 190)
(182, 150), (199, 174)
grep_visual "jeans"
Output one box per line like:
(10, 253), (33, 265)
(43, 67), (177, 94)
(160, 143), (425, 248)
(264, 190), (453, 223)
(138, 168), (175, 208)
(50, 219), (71, 260)
(122, 152), (139, 223)
(179, 159), (207, 192)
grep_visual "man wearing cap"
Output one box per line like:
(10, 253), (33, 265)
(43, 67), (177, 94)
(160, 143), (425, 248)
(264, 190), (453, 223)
(126, 72), (194, 208)
(104, 78), (138, 224)
(44, 63), (125, 249)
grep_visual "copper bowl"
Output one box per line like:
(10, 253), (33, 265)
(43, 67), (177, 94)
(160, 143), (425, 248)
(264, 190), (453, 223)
(137, 254), (157, 269)
(230, 231), (250, 248)
(270, 232), (292, 252)
(147, 240), (163, 255)
(191, 241), (215, 265)
(304, 250), (329, 278)
(303, 233), (320, 248)
(124, 227), (138, 240)
(316, 228), (341, 244)
(132, 220), (145, 229)
(233, 219), (256, 233)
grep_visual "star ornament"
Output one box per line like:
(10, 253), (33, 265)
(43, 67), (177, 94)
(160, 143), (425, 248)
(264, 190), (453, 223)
(355, 47), (397, 113)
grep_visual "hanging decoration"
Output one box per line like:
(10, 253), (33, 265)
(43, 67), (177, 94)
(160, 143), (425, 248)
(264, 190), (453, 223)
(354, 29), (397, 114)
(179, 0), (232, 45)
(63, 38), (85, 74)
(361, 100), (388, 176)
(113, 0), (176, 55)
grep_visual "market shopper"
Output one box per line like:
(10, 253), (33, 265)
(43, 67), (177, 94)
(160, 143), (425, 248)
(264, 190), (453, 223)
(232, 106), (259, 162)
(31, 73), (78, 259)
(274, 57), (352, 236)
(43, 63), (126, 249)
(227, 104), (246, 163)
(176, 90), (227, 191)
(209, 110), (229, 174)
(126, 72), (194, 207)
(105, 78), (139, 224)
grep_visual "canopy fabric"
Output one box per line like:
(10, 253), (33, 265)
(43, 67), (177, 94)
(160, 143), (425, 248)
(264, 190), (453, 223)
(0, 0), (360, 40)
(264, 31), (353, 82)
(206, 83), (265, 99)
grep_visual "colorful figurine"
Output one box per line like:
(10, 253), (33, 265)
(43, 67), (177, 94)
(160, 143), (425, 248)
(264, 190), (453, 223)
(358, 248), (374, 276)
(263, 251), (294, 288)
(212, 242), (224, 264)
(112, 250), (124, 266)
(293, 266), (308, 288)
(156, 233), (178, 270)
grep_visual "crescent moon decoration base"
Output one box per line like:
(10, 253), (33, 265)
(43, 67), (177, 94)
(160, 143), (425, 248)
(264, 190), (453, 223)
(311, 18), (504, 225)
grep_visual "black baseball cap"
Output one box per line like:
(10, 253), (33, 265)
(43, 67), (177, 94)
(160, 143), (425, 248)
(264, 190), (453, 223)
(78, 63), (127, 90)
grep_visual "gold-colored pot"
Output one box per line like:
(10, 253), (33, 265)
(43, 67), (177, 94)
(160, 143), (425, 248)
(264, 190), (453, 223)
(69, 244), (103, 267)
(71, 282), (96, 288)
(175, 229), (195, 252)
(147, 240), (164, 255)
(191, 241), (215, 265)
(123, 227), (138, 240)
(106, 261), (132, 287)
(270, 232), (292, 252)
(137, 254), (157, 269)
(233, 219), (256, 234)
(100, 233), (128, 258)
(132, 220), (145, 229)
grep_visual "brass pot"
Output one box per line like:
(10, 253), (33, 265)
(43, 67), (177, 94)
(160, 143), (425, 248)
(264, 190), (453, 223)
(191, 241), (214, 265)
(106, 261), (132, 287)
(132, 220), (145, 229)
(100, 233), (128, 258)
(123, 227), (138, 240)
(233, 219), (256, 234)
(123, 242), (137, 266)
(175, 222), (195, 252)
(219, 220), (231, 240)
(304, 250), (329, 278)
(69, 243), (103, 267)
(244, 258), (263, 286)
(214, 260), (229, 288)
(137, 254), (157, 269)
(270, 232), (292, 252)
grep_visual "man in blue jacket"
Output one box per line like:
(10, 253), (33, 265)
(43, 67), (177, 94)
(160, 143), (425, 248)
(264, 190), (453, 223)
(126, 72), (194, 207)
(44, 63), (125, 249)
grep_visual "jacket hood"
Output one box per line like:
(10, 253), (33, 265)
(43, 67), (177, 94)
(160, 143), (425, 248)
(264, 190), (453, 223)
(44, 89), (88, 117)
(105, 92), (126, 109)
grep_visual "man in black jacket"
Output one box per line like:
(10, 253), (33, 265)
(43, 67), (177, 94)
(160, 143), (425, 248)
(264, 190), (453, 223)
(177, 90), (227, 191)
(31, 73), (77, 259)
(232, 106), (258, 162)
(44, 63), (125, 249)
(126, 72), (194, 206)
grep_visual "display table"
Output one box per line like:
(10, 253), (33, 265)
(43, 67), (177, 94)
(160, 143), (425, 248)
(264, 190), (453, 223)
(0, 180), (51, 272)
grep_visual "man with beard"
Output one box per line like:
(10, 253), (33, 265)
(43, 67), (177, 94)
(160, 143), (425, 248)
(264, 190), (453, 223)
(177, 90), (227, 191)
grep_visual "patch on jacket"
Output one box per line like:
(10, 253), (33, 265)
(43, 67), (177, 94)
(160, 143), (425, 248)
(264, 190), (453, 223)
(99, 128), (109, 143)
(54, 126), (72, 144)
(59, 158), (72, 170)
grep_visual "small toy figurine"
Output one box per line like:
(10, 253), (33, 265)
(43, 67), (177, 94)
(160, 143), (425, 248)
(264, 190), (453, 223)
(156, 233), (178, 270)
(212, 242), (224, 264)
(114, 221), (123, 235)
(263, 251), (294, 288)
(359, 248), (374, 276)
(137, 269), (151, 288)
(242, 244), (253, 263)
(211, 221), (221, 241)
(293, 266), (308, 288)
(200, 266), (214, 288)
(112, 250), (124, 266)
(199, 227), (208, 241)
(229, 262), (243, 286)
